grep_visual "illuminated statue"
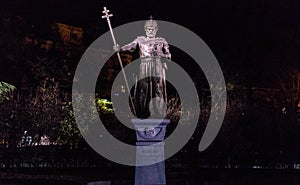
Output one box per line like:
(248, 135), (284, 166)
(115, 17), (171, 118)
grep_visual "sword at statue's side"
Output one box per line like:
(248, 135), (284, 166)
(101, 7), (137, 116)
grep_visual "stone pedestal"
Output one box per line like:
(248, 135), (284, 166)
(131, 119), (170, 185)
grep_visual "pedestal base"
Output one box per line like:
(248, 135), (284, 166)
(132, 119), (170, 185)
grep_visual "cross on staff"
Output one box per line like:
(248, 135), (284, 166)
(102, 7), (116, 46)
(101, 7), (137, 116)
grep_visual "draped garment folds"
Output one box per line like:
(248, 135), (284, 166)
(121, 36), (171, 118)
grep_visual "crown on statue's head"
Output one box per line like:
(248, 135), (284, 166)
(144, 16), (158, 29)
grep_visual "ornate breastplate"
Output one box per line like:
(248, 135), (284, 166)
(137, 37), (169, 58)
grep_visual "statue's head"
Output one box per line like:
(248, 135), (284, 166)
(144, 16), (158, 38)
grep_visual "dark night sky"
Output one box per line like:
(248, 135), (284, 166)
(1, 0), (300, 88)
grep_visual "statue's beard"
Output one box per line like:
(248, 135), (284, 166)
(146, 33), (156, 38)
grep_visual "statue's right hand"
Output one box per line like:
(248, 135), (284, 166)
(113, 45), (121, 52)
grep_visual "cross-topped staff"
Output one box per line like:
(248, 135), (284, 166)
(102, 7), (116, 46)
(102, 7), (136, 116)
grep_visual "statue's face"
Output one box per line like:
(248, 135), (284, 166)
(145, 26), (157, 38)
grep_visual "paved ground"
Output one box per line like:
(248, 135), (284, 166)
(1, 168), (300, 185)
